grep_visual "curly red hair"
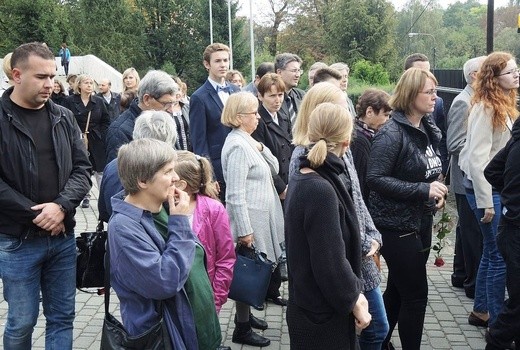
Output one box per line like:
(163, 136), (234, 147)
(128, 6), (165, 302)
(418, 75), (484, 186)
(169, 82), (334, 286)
(472, 52), (519, 130)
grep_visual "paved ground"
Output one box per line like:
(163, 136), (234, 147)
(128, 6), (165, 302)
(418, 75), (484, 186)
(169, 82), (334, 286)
(0, 186), (488, 349)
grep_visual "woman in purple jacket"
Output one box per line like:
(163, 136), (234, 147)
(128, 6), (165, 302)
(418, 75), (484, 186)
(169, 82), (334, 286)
(174, 150), (236, 313)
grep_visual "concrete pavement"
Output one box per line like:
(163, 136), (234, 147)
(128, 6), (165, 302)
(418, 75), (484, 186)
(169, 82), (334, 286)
(0, 187), (488, 349)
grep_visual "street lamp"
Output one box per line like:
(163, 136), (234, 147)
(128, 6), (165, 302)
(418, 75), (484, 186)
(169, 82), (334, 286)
(408, 32), (437, 70)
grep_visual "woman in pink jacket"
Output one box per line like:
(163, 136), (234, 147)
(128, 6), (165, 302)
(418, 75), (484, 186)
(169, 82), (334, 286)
(174, 150), (236, 312)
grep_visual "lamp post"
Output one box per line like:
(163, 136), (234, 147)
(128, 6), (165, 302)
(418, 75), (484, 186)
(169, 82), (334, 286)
(408, 32), (437, 70)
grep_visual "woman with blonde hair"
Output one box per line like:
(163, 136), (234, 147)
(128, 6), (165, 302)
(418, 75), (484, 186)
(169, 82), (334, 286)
(226, 70), (246, 89)
(63, 74), (110, 208)
(173, 150), (236, 315)
(459, 51), (519, 328)
(285, 102), (370, 349)
(367, 68), (448, 349)
(221, 92), (284, 347)
(121, 67), (140, 110)
(289, 82), (388, 350)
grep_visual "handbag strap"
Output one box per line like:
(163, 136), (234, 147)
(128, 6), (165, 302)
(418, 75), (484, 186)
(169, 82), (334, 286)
(84, 111), (92, 134)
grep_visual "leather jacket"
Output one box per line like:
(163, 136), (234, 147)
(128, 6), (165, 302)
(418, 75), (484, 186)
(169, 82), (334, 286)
(366, 110), (442, 233)
(0, 88), (92, 237)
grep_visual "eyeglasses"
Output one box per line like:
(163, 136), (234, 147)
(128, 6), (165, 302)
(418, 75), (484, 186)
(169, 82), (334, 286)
(419, 89), (437, 96)
(496, 68), (520, 77)
(239, 111), (258, 116)
(284, 68), (303, 75)
(154, 97), (179, 109)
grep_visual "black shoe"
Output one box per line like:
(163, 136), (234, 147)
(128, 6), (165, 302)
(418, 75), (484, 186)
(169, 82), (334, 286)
(465, 288), (475, 299)
(249, 313), (268, 330)
(266, 295), (287, 306)
(485, 329), (516, 350)
(216, 346), (231, 350)
(81, 198), (90, 208)
(451, 275), (464, 288)
(468, 311), (489, 327)
(232, 322), (270, 347)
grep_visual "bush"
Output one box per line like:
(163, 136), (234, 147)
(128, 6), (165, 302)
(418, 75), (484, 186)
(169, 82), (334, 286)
(352, 59), (390, 86)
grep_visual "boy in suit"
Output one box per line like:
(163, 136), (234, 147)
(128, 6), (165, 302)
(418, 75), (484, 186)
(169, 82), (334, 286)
(189, 43), (240, 201)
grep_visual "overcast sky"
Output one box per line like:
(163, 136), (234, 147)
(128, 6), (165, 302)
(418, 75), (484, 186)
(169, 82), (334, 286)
(237, 0), (512, 17)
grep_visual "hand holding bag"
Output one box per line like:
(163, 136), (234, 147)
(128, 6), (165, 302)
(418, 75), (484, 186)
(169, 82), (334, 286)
(100, 240), (172, 350)
(228, 244), (274, 310)
(76, 221), (107, 290)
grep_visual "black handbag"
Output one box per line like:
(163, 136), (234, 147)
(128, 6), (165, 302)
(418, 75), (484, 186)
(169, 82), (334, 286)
(228, 244), (274, 310)
(100, 241), (172, 350)
(76, 221), (107, 289)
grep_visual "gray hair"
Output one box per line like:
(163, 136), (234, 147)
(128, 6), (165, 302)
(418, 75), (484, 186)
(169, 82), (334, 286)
(117, 138), (177, 195)
(463, 56), (487, 84)
(274, 53), (303, 72)
(132, 111), (178, 146)
(330, 62), (350, 74)
(138, 70), (179, 103)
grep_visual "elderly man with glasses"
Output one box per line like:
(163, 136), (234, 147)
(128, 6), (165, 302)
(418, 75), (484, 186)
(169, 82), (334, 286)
(105, 70), (180, 162)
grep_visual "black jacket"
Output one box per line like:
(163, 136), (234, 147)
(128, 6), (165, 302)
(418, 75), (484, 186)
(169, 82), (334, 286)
(62, 94), (110, 171)
(97, 91), (121, 123)
(367, 111), (442, 233)
(485, 117), (520, 226)
(105, 99), (142, 163)
(0, 88), (92, 237)
(251, 104), (294, 194)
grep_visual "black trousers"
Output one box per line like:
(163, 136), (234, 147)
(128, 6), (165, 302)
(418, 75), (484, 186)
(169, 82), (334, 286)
(380, 214), (432, 350)
(486, 218), (520, 348)
(266, 264), (282, 299)
(452, 193), (483, 297)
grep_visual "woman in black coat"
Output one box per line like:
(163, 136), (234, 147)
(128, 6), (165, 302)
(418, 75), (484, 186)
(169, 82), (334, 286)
(285, 103), (370, 349)
(366, 68), (448, 350)
(63, 74), (110, 208)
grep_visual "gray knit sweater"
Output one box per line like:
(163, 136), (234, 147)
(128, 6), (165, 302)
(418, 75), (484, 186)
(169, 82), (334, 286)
(289, 146), (382, 291)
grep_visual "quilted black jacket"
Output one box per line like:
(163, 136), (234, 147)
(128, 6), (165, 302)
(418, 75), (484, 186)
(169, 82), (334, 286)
(366, 110), (442, 233)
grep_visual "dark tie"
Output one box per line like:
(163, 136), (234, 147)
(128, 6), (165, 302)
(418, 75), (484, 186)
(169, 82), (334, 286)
(286, 95), (296, 125)
(217, 85), (233, 94)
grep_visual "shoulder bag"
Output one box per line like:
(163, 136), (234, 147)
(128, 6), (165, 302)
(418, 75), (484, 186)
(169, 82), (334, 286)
(100, 241), (172, 350)
(82, 111), (92, 150)
(76, 220), (107, 290)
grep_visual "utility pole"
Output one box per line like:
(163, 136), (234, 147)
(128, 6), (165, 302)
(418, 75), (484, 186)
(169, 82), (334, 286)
(486, 0), (494, 53)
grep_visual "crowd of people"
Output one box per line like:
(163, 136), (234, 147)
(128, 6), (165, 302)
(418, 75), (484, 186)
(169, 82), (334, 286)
(0, 40), (519, 350)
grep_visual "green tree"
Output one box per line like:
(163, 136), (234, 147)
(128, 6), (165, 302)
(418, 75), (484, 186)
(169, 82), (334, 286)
(327, 0), (397, 68)
(66, 0), (147, 72)
(0, 0), (69, 55)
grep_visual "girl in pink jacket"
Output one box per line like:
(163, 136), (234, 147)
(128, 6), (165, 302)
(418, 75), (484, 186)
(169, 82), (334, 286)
(174, 151), (236, 312)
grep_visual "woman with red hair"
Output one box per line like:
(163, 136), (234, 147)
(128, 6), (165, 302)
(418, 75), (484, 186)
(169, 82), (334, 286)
(459, 52), (519, 328)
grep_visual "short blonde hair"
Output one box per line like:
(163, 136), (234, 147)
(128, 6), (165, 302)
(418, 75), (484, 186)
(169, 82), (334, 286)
(389, 68), (438, 115)
(307, 103), (353, 168)
(221, 92), (259, 128)
(73, 74), (93, 95)
(293, 82), (345, 145)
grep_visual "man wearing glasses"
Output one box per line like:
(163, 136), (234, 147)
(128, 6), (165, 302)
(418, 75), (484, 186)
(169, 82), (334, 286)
(105, 70), (179, 162)
(275, 52), (306, 127)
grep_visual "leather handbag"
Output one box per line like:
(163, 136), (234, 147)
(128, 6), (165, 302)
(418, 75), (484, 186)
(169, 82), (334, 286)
(76, 221), (106, 289)
(100, 241), (172, 350)
(228, 244), (274, 310)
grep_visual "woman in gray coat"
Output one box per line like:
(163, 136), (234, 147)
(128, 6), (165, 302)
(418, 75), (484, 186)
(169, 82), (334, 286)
(221, 92), (284, 347)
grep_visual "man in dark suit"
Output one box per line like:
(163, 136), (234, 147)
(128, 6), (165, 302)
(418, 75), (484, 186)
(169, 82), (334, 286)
(275, 53), (305, 127)
(447, 56), (486, 297)
(189, 43), (240, 200)
(97, 79), (120, 123)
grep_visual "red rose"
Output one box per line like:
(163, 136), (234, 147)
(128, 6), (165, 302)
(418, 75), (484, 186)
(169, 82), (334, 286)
(434, 257), (445, 267)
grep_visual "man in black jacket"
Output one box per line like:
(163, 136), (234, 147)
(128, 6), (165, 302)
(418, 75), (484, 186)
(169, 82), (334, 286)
(0, 42), (92, 349)
(97, 78), (120, 123)
(275, 52), (305, 127)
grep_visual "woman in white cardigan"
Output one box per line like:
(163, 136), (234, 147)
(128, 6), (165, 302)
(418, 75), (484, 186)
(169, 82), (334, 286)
(459, 52), (519, 328)
(221, 92), (284, 347)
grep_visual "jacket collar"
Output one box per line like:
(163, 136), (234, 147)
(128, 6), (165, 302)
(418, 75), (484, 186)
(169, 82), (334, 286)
(391, 110), (442, 147)
(1, 86), (63, 124)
